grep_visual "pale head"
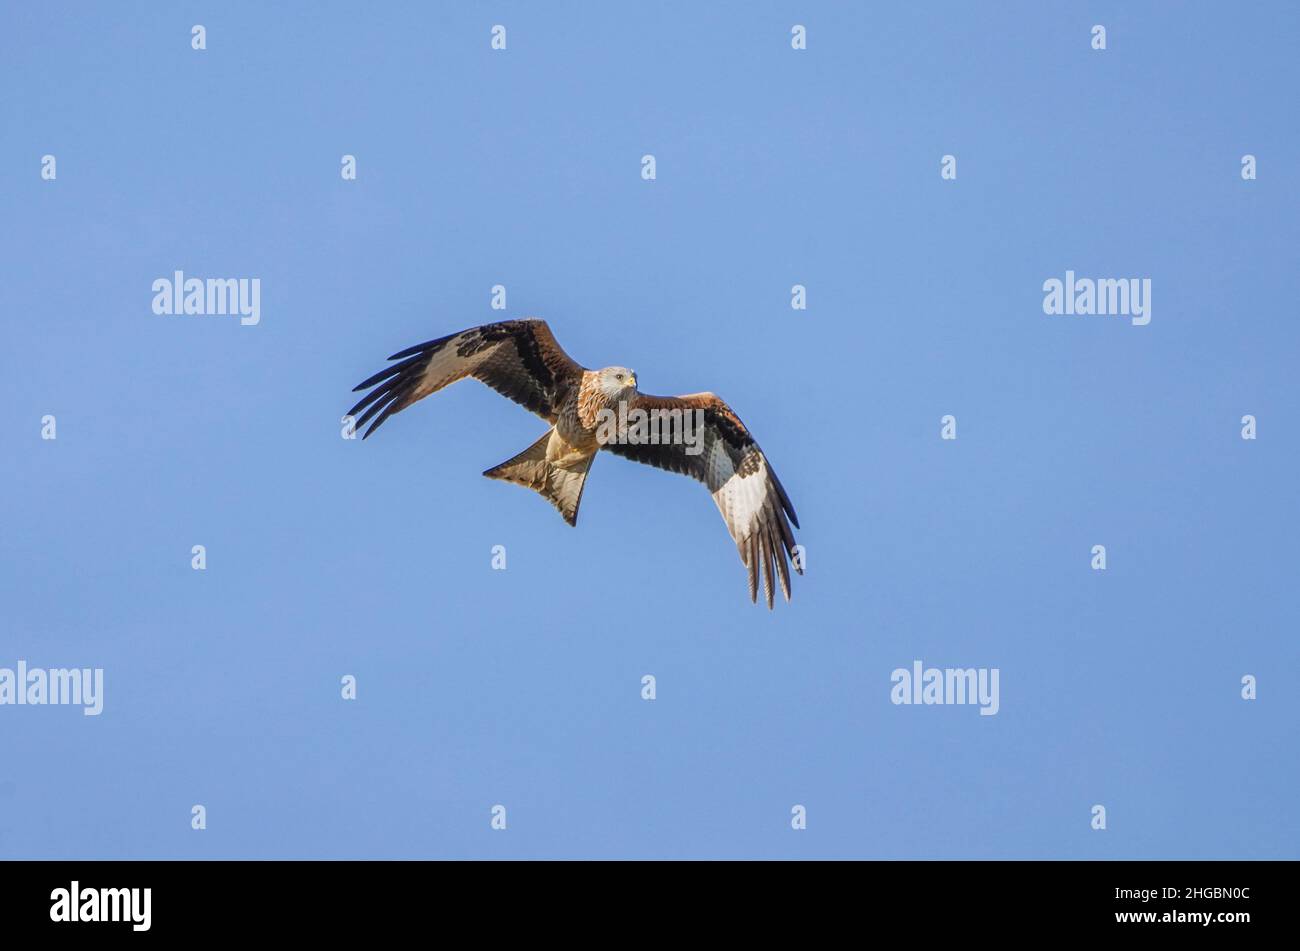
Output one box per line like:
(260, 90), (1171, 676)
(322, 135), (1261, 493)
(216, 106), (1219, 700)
(595, 366), (637, 399)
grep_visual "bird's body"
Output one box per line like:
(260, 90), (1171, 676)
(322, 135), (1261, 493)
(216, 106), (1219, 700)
(347, 319), (802, 608)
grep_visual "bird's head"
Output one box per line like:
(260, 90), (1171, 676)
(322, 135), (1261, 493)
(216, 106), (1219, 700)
(596, 366), (637, 399)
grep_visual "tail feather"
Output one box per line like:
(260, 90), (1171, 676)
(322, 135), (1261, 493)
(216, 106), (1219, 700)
(483, 430), (595, 526)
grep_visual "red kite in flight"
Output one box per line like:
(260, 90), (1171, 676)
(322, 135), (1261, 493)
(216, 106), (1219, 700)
(348, 319), (801, 608)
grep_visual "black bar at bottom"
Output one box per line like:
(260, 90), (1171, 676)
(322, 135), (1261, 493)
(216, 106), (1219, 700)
(0, 859), (1282, 937)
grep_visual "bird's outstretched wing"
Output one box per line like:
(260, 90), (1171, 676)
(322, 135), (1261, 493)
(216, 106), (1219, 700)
(347, 319), (585, 438)
(600, 392), (802, 609)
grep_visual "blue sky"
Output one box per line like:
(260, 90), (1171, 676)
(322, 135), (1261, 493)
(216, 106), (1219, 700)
(1, 2), (1296, 859)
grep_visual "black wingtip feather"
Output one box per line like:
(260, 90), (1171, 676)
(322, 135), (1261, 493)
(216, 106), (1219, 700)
(768, 467), (799, 529)
(353, 351), (431, 392)
(387, 332), (456, 361)
(761, 527), (776, 610)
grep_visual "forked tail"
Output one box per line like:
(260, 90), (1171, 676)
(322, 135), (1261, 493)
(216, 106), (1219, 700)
(482, 429), (595, 526)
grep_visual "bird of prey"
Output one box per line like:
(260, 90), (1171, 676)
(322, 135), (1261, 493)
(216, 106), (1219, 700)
(346, 319), (801, 608)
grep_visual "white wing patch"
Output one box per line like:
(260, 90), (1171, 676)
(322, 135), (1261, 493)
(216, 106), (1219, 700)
(411, 331), (498, 400)
(700, 436), (798, 606)
(710, 450), (768, 543)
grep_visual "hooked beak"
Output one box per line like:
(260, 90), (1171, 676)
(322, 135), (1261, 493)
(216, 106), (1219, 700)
(625, 374), (637, 389)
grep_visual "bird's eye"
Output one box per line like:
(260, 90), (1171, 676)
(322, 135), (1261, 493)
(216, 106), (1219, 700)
(616, 374), (623, 381)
